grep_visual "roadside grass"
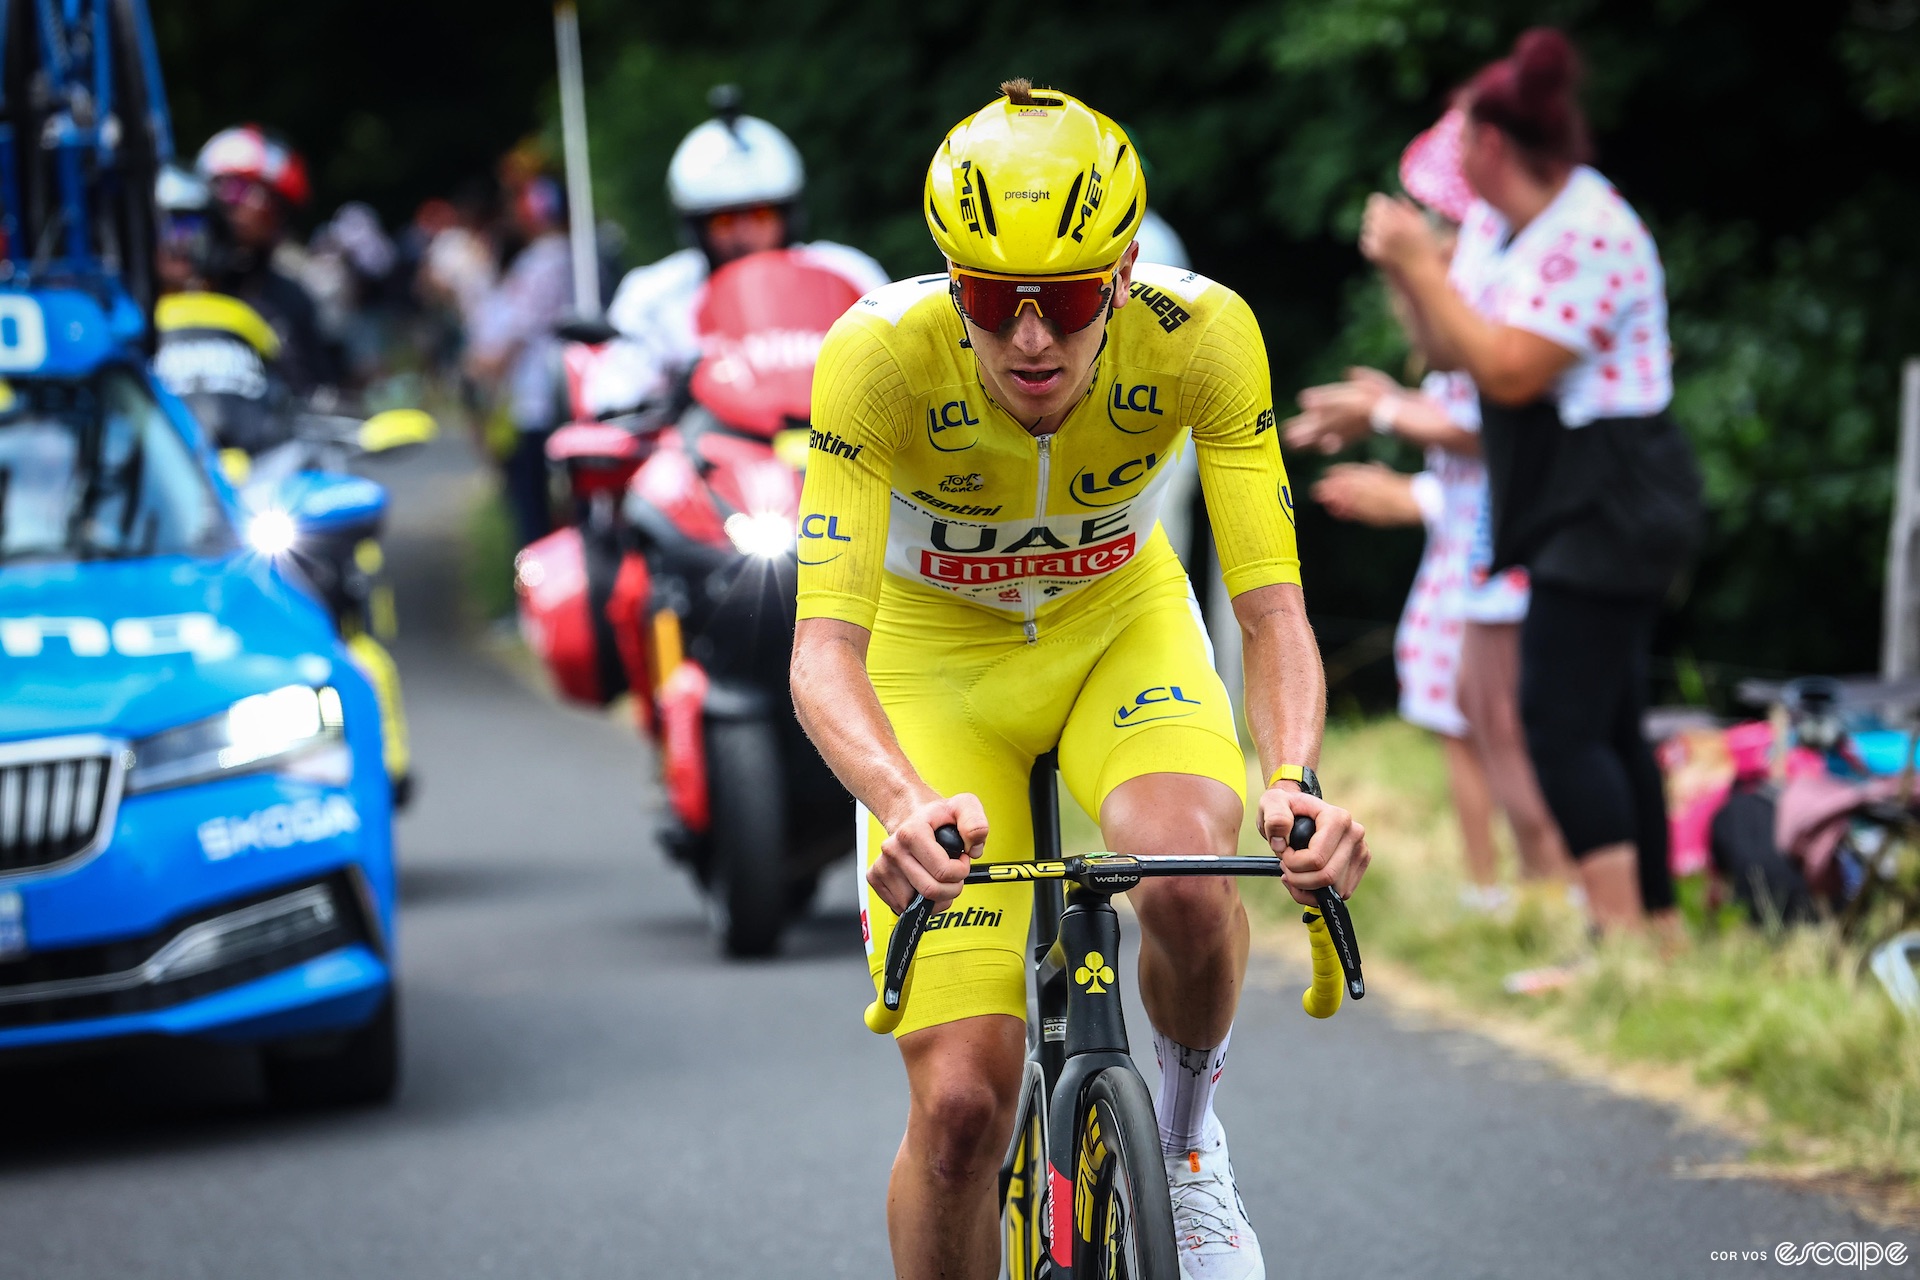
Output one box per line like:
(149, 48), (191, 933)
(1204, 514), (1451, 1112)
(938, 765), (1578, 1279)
(466, 491), (518, 625)
(1252, 718), (1920, 1198)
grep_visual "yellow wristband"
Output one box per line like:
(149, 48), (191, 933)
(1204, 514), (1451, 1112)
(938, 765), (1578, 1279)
(1266, 764), (1321, 797)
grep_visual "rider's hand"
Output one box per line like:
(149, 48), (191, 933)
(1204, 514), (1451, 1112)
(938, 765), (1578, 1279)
(868, 794), (989, 916)
(1257, 786), (1369, 908)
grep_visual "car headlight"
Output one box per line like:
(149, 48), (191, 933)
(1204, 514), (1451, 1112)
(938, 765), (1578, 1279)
(128, 685), (349, 794)
(248, 509), (299, 558)
(723, 511), (796, 559)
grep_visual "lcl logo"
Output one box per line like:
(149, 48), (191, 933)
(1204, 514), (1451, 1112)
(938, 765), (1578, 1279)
(926, 399), (980, 452)
(1107, 381), (1167, 434)
(1071, 453), (1157, 508)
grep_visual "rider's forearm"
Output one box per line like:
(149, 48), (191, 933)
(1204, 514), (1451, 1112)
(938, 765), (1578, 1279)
(1233, 583), (1326, 784)
(790, 617), (939, 830)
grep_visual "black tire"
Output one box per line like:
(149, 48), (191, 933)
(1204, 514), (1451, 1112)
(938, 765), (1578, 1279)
(261, 993), (400, 1109)
(785, 869), (820, 918)
(705, 717), (788, 958)
(1000, 1061), (1049, 1280)
(1071, 1067), (1179, 1280)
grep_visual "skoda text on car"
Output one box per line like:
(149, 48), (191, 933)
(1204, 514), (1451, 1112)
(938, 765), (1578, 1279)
(0, 287), (399, 1106)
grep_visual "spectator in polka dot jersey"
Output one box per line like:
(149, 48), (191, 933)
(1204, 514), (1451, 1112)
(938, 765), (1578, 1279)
(1288, 108), (1575, 913)
(1360, 27), (1703, 938)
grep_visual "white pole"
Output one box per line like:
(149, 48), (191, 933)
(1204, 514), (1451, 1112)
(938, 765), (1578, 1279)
(1884, 357), (1920, 678)
(553, 2), (600, 316)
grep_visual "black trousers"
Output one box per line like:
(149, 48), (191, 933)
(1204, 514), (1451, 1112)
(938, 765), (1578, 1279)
(1519, 582), (1676, 912)
(504, 427), (556, 550)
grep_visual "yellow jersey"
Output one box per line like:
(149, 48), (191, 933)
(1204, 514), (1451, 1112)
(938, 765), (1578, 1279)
(797, 263), (1299, 638)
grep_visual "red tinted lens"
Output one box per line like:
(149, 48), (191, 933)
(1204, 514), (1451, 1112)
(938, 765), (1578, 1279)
(951, 273), (1110, 333)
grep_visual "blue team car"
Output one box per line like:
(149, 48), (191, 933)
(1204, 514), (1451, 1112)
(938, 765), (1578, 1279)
(0, 287), (398, 1106)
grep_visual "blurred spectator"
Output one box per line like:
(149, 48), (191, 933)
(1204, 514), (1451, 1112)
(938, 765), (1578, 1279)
(465, 174), (573, 548)
(196, 125), (341, 393)
(1361, 28), (1702, 934)
(1292, 110), (1575, 910)
(305, 202), (402, 386)
(587, 88), (886, 421)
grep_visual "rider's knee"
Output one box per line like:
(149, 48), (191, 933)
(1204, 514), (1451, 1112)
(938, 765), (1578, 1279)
(911, 1074), (1016, 1182)
(1131, 872), (1240, 938)
(1102, 778), (1240, 855)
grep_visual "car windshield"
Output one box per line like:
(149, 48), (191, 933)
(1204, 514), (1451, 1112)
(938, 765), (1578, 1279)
(0, 367), (235, 564)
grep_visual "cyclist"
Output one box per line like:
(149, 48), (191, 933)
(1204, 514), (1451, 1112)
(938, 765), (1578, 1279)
(583, 87), (888, 419)
(790, 80), (1369, 1279)
(194, 125), (338, 393)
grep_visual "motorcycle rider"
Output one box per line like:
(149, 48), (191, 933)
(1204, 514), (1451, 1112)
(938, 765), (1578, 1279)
(582, 86), (889, 419)
(195, 125), (339, 394)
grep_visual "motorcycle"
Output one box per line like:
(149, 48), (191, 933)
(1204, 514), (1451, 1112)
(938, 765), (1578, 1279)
(517, 249), (860, 956)
(152, 290), (434, 805)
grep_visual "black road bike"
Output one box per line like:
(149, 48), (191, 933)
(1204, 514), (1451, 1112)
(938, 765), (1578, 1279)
(863, 751), (1365, 1279)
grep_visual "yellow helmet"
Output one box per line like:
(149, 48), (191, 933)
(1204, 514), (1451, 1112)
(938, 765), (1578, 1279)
(925, 83), (1145, 274)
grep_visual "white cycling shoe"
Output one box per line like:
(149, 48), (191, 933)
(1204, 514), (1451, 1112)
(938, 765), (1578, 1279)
(1164, 1113), (1265, 1279)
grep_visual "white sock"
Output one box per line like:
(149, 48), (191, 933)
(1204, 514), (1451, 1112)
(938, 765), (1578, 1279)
(1152, 1025), (1230, 1157)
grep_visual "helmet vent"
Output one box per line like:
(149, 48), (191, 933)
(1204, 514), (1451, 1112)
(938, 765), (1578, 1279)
(974, 168), (999, 236)
(1054, 171), (1085, 238)
(928, 197), (949, 233)
(1111, 197), (1140, 240)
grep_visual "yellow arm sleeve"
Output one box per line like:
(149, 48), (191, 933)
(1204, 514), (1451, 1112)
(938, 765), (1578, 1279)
(1186, 291), (1302, 597)
(796, 313), (909, 630)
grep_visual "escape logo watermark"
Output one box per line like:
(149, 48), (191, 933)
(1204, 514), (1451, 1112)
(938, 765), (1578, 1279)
(1711, 1241), (1909, 1267)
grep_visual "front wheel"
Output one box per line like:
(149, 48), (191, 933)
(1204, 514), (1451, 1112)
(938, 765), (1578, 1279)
(705, 717), (788, 958)
(1071, 1067), (1179, 1280)
(1001, 1060), (1049, 1279)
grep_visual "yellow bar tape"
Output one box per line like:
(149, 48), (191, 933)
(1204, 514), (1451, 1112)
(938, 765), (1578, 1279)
(1300, 910), (1344, 1019)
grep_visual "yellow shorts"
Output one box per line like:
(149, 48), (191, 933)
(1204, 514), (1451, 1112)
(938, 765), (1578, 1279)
(858, 554), (1246, 1037)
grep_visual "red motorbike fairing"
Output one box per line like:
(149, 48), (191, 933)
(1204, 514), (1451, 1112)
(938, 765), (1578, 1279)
(695, 432), (802, 528)
(608, 552), (653, 735)
(630, 436), (727, 546)
(689, 251), (864, 437)
(513, 528), (606, 706)
(546, 422), (650, 499)
(657, 661), (710, 833)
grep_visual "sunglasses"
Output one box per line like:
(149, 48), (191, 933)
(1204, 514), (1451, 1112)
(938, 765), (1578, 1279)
(705, 205), (784, 236)
(949, 266), (1115, 335)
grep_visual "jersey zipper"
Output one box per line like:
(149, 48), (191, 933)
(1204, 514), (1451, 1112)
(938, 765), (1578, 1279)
(1025, 433), (1051, 644)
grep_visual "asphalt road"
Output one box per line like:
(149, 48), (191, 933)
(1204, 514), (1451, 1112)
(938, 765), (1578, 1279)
(0, 436), (1911, 1279)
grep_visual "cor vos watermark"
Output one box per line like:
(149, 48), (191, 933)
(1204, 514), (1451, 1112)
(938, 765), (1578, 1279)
(1710, 1240), (1909, 1267)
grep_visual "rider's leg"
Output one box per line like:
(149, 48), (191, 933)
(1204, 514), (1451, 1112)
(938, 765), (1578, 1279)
(1056, 582), (1251, 1146)
(1101, 772), (1248, 1049)
(888, 1013), (1027, 1280)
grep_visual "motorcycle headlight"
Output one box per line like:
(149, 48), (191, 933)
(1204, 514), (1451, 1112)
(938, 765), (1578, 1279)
(723, 511), (796, 559)
(128, 685), (349, 794)
(248, 509), (299, 558)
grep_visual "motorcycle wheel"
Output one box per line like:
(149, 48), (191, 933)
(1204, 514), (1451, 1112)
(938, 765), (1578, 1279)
(705, 716), (789, 958)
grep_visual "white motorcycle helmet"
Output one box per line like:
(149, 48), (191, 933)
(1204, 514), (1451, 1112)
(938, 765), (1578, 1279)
(667, 85), (804, 217)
